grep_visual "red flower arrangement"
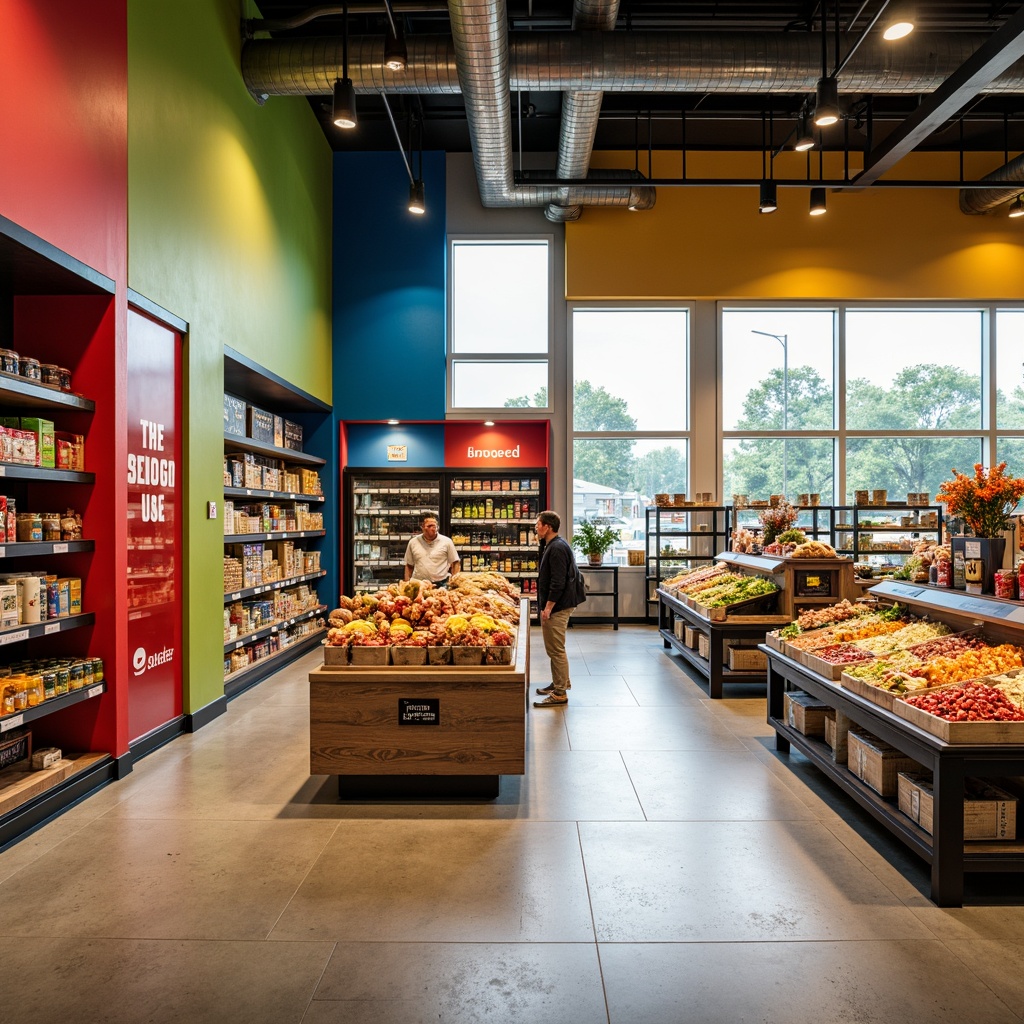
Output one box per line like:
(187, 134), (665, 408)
(935, 462), (1024, 538)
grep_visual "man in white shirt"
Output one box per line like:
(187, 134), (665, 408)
(404, 513), (461, 587)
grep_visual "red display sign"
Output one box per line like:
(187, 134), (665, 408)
(443, 422), (548, 468)
(126, 310), (182, 741)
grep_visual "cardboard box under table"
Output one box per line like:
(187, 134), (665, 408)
(784, 690), (829, 738)
(898, 771), (1017, 840)
(847, 728), (923, 798)
(309, 614), (529, 799)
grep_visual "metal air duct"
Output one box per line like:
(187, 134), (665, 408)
(958, 152), (1024, 214)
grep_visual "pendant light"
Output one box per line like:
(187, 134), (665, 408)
(794, 110), (815, 152)
(809, 187), (827, 216)
(408, 179), (426, 215)
(332, 4), (357, 129)
(882, 4), (915, 40)
(382, 0), (407, 71)
(813, 77), (840, 127)
(759, 179), (778, 214)
(1009, 195), (1024, 219)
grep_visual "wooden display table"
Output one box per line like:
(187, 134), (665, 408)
(766, 644), (1024, 907)
(309, 605), (529, 799)
(658, 552), (858, 698)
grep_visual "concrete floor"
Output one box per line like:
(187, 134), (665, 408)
(1, 624), (1023, 1023)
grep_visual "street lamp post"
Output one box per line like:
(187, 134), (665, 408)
(752, 330), (789, 494)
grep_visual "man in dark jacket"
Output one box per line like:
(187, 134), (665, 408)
(533, 509), (578, 707)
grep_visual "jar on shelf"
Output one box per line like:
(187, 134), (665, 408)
(18, 356), (41, 382)
(58, 366), (72, 391)
(41, 513), (60, 542)
(0, 348), (19, 374)
(39, 363), (61, 388)
(16, 512), (42, 542)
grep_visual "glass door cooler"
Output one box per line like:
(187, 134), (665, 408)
(447, 470), (546, 603)
(345, 471), (442, 595)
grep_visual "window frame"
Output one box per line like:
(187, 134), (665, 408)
(446, 234), (555, 416)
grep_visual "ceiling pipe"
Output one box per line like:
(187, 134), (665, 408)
(544, 0), (622, 223)
(242, 31), (1024, 97)
(958, 151), (1024, 213)
(445, 0), (654, 213)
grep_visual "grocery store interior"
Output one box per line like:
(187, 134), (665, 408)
(6, 1), (1024, 1022)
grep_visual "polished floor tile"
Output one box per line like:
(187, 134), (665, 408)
(4, 624), (1024, 1020)
(599, 940), (1023, 1024)
(580, 819), (933, 941)
(0, 936), (333, 1024)
(623, 749), (821, 821)
(269, 820), (596, 942)
(308, 941), (608, 1023)
(0, 818), (338, 940)
(564, 704), (749, 751)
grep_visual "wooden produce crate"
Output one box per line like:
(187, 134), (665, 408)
(784, 690), (830, 738)
(801, 643), (875, 681)
(847, 728), (923, 798)
(694, 592), (776, 622)
(840, 670), (902, 711)
(684, 625), (699, 649)
(898, 772), (1017, 839)
(697, 632), (710, 660)
(727, 643), (767, 671)
(893, 683), (1024, 744)
(824, 708), (851, 765)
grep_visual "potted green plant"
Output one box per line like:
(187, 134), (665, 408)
(572, 519), (618, 565)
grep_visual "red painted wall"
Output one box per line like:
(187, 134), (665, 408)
(0, 0), (127, 281)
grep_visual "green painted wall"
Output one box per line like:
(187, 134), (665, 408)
(127, 0), (333, 714)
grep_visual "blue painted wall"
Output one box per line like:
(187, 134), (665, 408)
(334, 151), (447, 420)
(345, 423), (445, 467)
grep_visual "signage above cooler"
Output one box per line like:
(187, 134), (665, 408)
(342, 421), (548, 470)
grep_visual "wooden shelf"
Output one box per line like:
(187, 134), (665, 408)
(223, 434), (325, 466)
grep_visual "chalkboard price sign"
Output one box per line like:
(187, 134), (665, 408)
(399, 698), (440, 725)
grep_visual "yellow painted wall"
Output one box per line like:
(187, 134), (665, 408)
(567, 151), (1024, 300)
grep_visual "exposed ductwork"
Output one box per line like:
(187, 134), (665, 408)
(241, 26), (1024, 216)
(544, 0), (621, 223)
(958, 152), (1024, 214)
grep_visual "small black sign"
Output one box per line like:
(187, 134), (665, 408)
(399, 697), (440, 725)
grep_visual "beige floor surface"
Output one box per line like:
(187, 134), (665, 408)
(1, 624), (1024, 1023)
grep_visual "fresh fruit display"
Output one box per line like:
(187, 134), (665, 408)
(324, 572), (519, 651)
(805, 642), (874, 666)
(905, 633), (988, 661)
(662, 564), (729, 591)
(841, 650), (927, 693)
(785, 614), (907, 651)
(697, 575), (779, 607)
(980, 670), (1024, 709)
(775, 599), (870, 640)
(851, 620), (952, 655)
(904, 644), (1024, 687)
(901, 680), (1024, 722)
(680, 572), (747, 596)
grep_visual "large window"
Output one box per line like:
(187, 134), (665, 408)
(570, 306), (689, 560)
(448, 238), (551, 410)
(722, 304), (1023, 506)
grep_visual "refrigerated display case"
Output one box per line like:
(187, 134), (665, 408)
(343, 468), (546, 602)
(348, 471), (442, 594)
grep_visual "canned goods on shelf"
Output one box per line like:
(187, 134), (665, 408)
(0, 348), (19, 374)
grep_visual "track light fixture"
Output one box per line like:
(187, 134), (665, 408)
(333, 78), (357, 129)
(1010, 195), (1024, 219)
(813, 77), (840, 127)
(809, 187), (827, 216)
(384, 24), (407, 71)
(882, 4), (915, 40)
(408, 179), (426, 215)
(759, 180), (778, 214)
(333, 4), (357, 129)
(794, 110), (816, 151)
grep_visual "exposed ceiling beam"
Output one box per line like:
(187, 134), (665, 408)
(853, 3), (1024, 186)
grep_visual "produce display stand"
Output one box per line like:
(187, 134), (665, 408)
(766, 579), (1024, 907)
(657, 552), (858, 699)
(308, 601), (530, 799)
